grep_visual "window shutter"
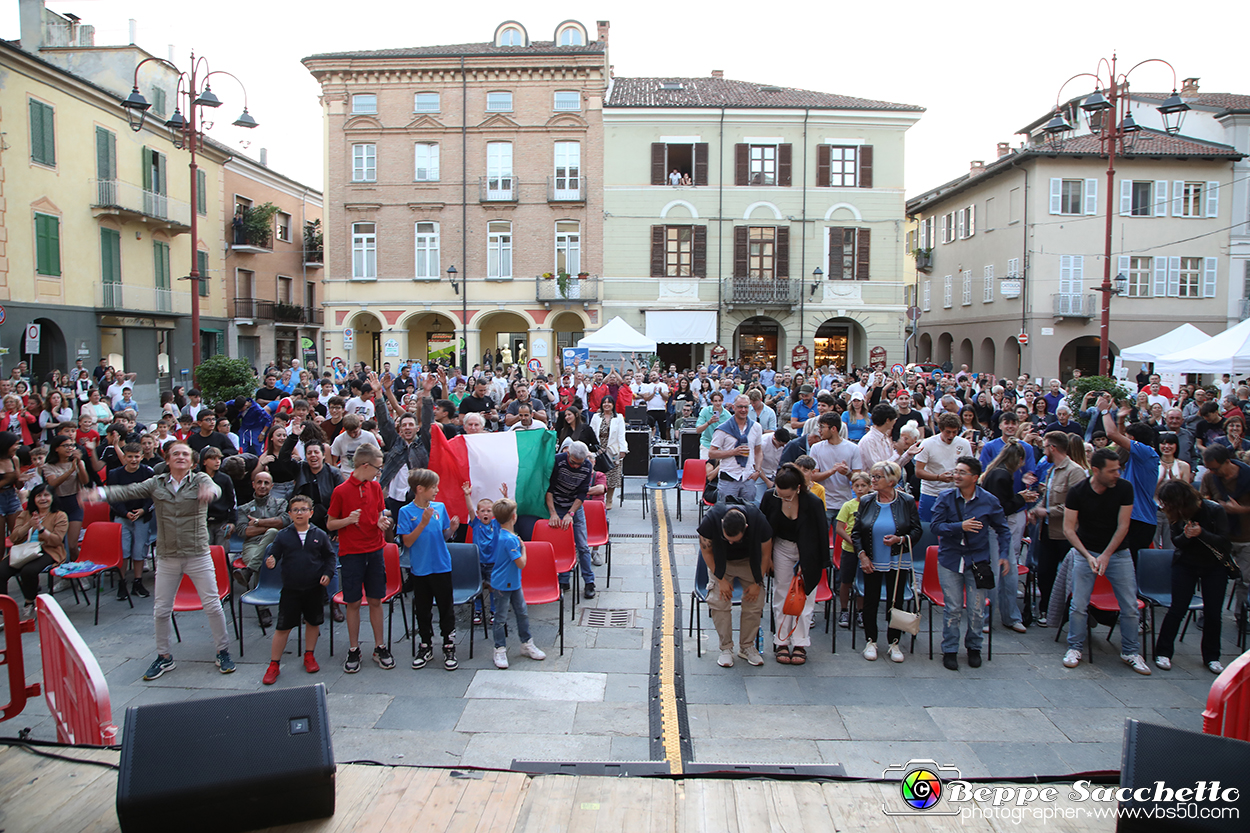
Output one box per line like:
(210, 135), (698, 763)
(692, 226), (707, 277)
(153, 151), (166, 195)
(1083, 178), (1098, 215)
(858, 145), (873, 188)
(816, 144), (831, 187)
(30, 99), (45, 163)
(1167, 256), (1181, 297)
(1152, 256), (1168, 297)
(1072, 255), (1084, 288)
(923, 279), (931, 311)
(956, 211), (965, 240)
(1059, 255), (1073, 294)
(650, 225), (665, 277)
(734, 144), (748, 186)
(1172, 180), (1184, 216)
(856, 227), (870, 281)
(1154, 181), (1168, 217)
(1203, 256), (1218, 298)
(430, 145), (440, 181)
(967, 205), (975, 236)
(142, 147), (153, 191)
(828, 227), (844, 278)
(1049, 178), (1062, 214)
(776, 227), (790, 277)
(45, 216), (60, 275)
(918, 219), (927, 250)
(651, 143), (666, 185)
(939, 214), (948, 243)
(777, 144), (792, 187)
(198, 250), (210, 297)
(42, 104), (55, 165)
(694, 143), (708, 186)
(733, 226), (749, 277)
(95, 127), (115, 180)
(1118, 255), (1131, 288)
(1120, 179), (1133, 216)
(101, 228), (120, 284)
(1205, 181), (1219, 218)
(196, 169), (207, 215)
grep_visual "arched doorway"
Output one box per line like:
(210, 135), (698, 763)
(917, 332), (933, 363)
(980, 338), (996, 377)
(476, 311), (531, 369)
(813, 317), (867, 373)
(1059, 336), (1118, 379)
(734, 316), (782, 368)
(1003, 337), (1021, 379)
(958, 338), (974, 370)
(348, 312), (382, 371)
(28, 318), (67, 384)
(403, 312), (460, 367)
(937, 332), (953, 366)
(549, 311), (587, 354)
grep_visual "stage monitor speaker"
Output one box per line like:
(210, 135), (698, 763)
(680, 430), (701, 464)
(624, 430), (650, 476)
(1118, 718), (1248, 832)
(625, 405), (648, 427)
(117, 683), (335, 833)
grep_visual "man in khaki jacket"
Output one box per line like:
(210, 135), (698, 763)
(1029, 431), (1087, 626)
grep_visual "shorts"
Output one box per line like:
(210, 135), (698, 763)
(0, 488), (22, 516)
(338, 548), (385, 603)
(276, 585), (326, 630)
(838, 549), (857, 586)
(59, 493), (83, 523)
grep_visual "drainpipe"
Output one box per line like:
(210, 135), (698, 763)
(716, 107), (725, 353)
(1020, 165), (1029, 379)
(798, 108), (809, 354)
(461, 55), (468, 373)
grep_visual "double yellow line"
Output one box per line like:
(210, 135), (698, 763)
(653, 490), (683, 775)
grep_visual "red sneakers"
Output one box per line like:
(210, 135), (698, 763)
(262, 662), (280, 685)
(303, 651), (320, 673)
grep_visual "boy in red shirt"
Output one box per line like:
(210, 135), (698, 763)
(328, 443), (394, 673)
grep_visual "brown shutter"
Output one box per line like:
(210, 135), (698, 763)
(858, 145), (873, 188)
(651, 225), (666, 277)
(733, 226), (749, 277)
(776, 227), (790, 278)
(734, 144), (748, 186)
(828, 227), (844, 279)
(692, 226), (707, 277)
(694, 143), (709, 186)
(816, 144), (831, 188)
(651, 143), (666, 186)
(856, 227), (871, 280)
(778, 144), (792, 187)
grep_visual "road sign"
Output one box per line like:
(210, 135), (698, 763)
(527, 358), (542, 374)
(931, 370), (942, 380)
(342, 327), (354, 349)
(906, 306), (922, 321)
(0, 305), (6, 326)
(891, 363), (906, 376)
(1018, 333), (1029, 345)
(24, 323), (40, 354)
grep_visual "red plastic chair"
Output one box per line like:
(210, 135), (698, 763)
(1086, 572), (1150, 663)
(812, 568), (836, 654)
(520, 541), (564, 655)
(679, 459), (707, 522)
(170, 546), (239, 643)
(533, 520), (579, 620)
(1202, 650), (1250, 741)
(81, 501), (112, 530)
(73, 522), (131, 625)
(583, 500), (611, 588)
(330, 543), (406, 656)
(919, 545), (993, 661)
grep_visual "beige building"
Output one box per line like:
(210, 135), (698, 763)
(303, 20), (608, 373)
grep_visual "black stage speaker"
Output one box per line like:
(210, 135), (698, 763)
(117, 683), (335, 833)
(624, 405), (648, 427)
(624, 430), (650, 476)
(1117, 719), (1249, 832)
(680, 430), (701, 464)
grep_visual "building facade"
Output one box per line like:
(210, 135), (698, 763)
(303, 20), (608, 374)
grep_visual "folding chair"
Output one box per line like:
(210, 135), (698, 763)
(641, 457), (679, 519)
(74, 522), (130, 625)
(688, 555), (759, 658)
(533, 519), (580, 620)
(171, 546), (239, 643)
(678, 459), (707, 522)
(448, 543), (483, 659)
(582, 500), (611, 588)
(918, 545), (993, 661)
(521, 541), (564, 655)
(329, 543), (407, 655)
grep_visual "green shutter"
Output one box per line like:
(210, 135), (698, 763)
(30, 99), (55, 166)
(95, 127), (116, 180)
(198, 249), (209, 296)
(101, 228), (121, 283)
(142, 148), (153, 191)
(35, 214), (61, 276)
(154, 151), (166, 195)
(154, 241), (170, 289)
(196, 169), (207, 216)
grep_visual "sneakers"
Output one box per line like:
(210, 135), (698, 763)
(473, 611), (483, 625)
(968, 650), (982, 668)
(717, 650), (734, 668)
(443, 642), (459, 671)
(215, 650), (236, 674)
(1036, 614), (1048, 627)
(1063, 649), (1082, 668)
(888, 641), (904, 663)
(131, 578), (150, 598)
(838, 611), (850, 629)
(117, 581), (130, 601)
(494, 647), (509, 669)
(142, 655), (175, 680)
(583, 583), (596, 600)
(231, 566), (252, 587)
(943, 653), (958, 671)
(736, 646), (764, 666)
(1207, 661), (1225, 675)
(520, 639), (546, 661)
(373, 646), (396, 670)
(983, 623), (991, 633)
(1122, 654), (1152, 676)
(262, 661), (280, 685)
(344, 647), (363, 673)
(591, 549), (604, 566)
(863, 640), (878, 661)
(1009, 622), (1028, 634)
(412, 643), (433, 670)
(1155, 655), (1172, 671)
(303, 651), (319, 673)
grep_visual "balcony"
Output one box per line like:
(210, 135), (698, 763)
(913, 250), (934, 273)
(233, 298), (324, 326)
(548, 175), (587, 202)
(535, 275), (600, 305)
(90, 179), (190, 233)
(97, 282), (191, 316)
(722, 277), (801, 308)
(230, 226), (272, 254)
(303, 248), (324, 268)
(479, 176), (518, 203)
(1053, 293), (1097, 319)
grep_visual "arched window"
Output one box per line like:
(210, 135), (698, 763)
(499, 27), (522, 46)
(559, 27), (583, 46)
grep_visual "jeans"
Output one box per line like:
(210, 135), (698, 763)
(153, 554), (232, 657)
(1231, 541), (1250, 616)
(1036, 532), (1068, 616)
(919, 493), (936, 522)
(938, 563), (987, 654)
(1154, 560), (1228, 664)
(474, 564), (496, 616)
(991, 511), (1026, 626)
(1067, 548), (1141, 656)
(492, 587), (532, 648)
(119, 517), (151, 563)
(557, 507), (594, 587)
(717, 475), (757, 504)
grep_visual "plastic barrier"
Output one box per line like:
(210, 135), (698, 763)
(0, 595), (41, 721)
(1202, 649), (1250, 742)
(35, 594), (117, 745)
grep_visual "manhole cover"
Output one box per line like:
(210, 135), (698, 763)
(579, 608), (635, 628)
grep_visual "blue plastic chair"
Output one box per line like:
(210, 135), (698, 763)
(237, 548), (293, 658)
(1136, 548), (1202, 651)
(449, 543), (483, 659)
(641, 457), (679, 519)
(688, 555), (760, 658)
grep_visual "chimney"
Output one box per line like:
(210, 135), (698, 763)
(18, 0), (45, 52)
(1181, 77), (1200, 95)
(712, 69), (724, 78)
(970, 160), (985, 176)
(129, 18), (137, 44)
(259, 148), (268, 168)
(997, 142), (1011, 158)
(596, 20), (609, 44)
(168, 44), (175, 63)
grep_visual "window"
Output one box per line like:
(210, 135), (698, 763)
(1178, 257), (1202, 297)
(828, 227), (869, 280)
(828, 146), (857, 187)
(1050, 177), (1097, 215)
(95, 126), (117, 205)
(652, 142), (708, 186)
(983, 265), (994, 302)
(553, 91), (580, 111)
(749, 144), (777, 186)
(941, 212), (955, 244)
(352, 223), (376, 279)
(278, 276), (293, 304)
(922, 279), (931, 312)
(559, 27), (583, 46)
(196, 169), (207, 216)
(198, 250), (210, 297)
(1171, 180), (1220, 218)
(1125, 256), (1152, 297)
(154, 241), (172, 312)
(957, 206), (975, 239)
(943, 275), (952, 308)
(276, 212), (291, 243)
(101, 228), (121, 306)
(1060, 180), (1084, 215)
(817, 144), (871, 188)
(1007, 258), (1020, 278)
(984, 197), (994, 229)
(414, 222), (439, 279)
(499, 27), (523, 46)
(351, 94), (377, 114)
(236, 269), (254, 300)
(414, 143), (440, 181)
(486, 142), (513, 198)
(150, 87), (166, 118)
(414, 92), (440, 113)
(1058, 255), (1084, 298)
(1124, 181), (1153, 216)
(553, 141), (580, 198)
(961, 270), (972, 305)
(748, 227), (776, 278)
(555, 221), (581, 275)
(666, 227), (693, 277)
(486, 92), (513, 112)
(918, 217), (935, 250)
(487, 221), (512, 279)
(352, 144), (376, 182)
(305, 281), (317, 310)
(29, 99), (55, 167)
(34, 213), (60, 276)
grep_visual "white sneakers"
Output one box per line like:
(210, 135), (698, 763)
(736, 646), (764, 666)
(1122, 654), (1152, 676)
(1208, 661), (1224, 675)
(520, 640), (546, 661)
(1009, 622), (1028, 634)
(717, 650), (734, 668)
(888, 641), (904, 663)
(863, 640), (878, 661)
(493, 647), (509, 669)
(1063, 649), (1082, 668)
(1155, 655), (1172, 671)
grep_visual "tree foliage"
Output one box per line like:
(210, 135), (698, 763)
(196, 355), (257, 405)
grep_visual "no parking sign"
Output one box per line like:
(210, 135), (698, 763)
(24, 323), (40, 354)
(526, 358), (542, 374)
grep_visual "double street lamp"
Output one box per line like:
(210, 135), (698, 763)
(121, 52), (258, 370)
(1041, 54), (1188, 376)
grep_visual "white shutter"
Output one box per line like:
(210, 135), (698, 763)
(943, 275), (952, 308)
(1120, 179), (1133, 216)
(1172, 180), (1184, 216)
(1154, 181), (1169, 217)
(1049, 178), (1062, 214)
(1072, 255), (1084, 290)
(983, 264), (994, 302)
(967, 205), (976, 236)
(1203, 257), (1218, 298)
(956, 210), (965, 240)
(429, 144), (440, 180)
(962, 270), (972, 304)
(940, 213), (949, 243)
(1059, 255), (1073, 294)
(918, 220), (927, 250)
(1167, 256), (1181, 297)
(1118, 255), (1131, 287)
(1083, 178), (1098, 215)
(1007, 257), (1019, 277)
(923, 279), (931, 311)
(1152, 256), (1168, 297)
(1205, 181), (1220, 218)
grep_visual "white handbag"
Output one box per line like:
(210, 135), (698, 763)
(887, 536), (921, 636)
(7, 539), (43, 568)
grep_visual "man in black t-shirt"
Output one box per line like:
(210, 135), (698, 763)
(457, 378), (498, 431)
(1061, 448), (1149, 675)
(187, 410), (237, 457)
(697, 503), (773, 668)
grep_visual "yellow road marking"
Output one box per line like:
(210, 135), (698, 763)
(654, 490), (683, 774)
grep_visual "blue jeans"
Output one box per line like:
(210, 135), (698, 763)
(474, 564), (496, 616)
(492, 588), (531, 648)
(938, 563), (987, 654)
(990, 510), (1026, 626)
(919, 493), (936, 522)
(557, 507), (594, 586)
(120, 517), (151, 563)
(1067, 548), (1141, 656)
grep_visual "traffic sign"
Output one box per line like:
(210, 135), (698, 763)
(0, 305), (6, 325)
(1018, 333), (1029, 345)
(24, 323), (40, 354)
(342, 327), (354, 349)
(891, 364), (906, 376)
(906, 306), (922, 321)
(526, 358), (542, 374)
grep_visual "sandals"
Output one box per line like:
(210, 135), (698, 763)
(774, 645), (791, 664)
(790, 647), (807, 665)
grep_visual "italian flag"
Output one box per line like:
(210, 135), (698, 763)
(429, 428), (556, 521)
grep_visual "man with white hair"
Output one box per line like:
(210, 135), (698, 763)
(710, 395), (764, 504)
(546, 440), (597, 598)
(1044, 405), (1084, 439)
(1042, 379), (1065, 415)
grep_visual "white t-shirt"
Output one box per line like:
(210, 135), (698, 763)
(330, 431), (378, 471)
(669, 171), (682, 185)
(709, 418), (763, 482)
(634, 382), (669, 411)
(808, 439), (862, 509)
(344, 396), (375, 421)
(914, 434), (973, 497)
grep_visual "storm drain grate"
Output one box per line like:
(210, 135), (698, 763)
(579, 608), (636, 628)
(612, 533), (654, 540)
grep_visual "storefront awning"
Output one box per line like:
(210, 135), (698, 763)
(645, 310), (716, 344)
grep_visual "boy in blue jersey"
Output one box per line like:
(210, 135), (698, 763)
(465, 481), (507, 625)
(398, 469), (460, 671)
(490, 498), (547, 669)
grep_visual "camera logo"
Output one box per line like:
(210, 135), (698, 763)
(881, 759), (962, 816)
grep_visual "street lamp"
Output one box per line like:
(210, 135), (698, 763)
(121, 52), (258, 372)
(1045, 54), (1189, 376)
(810, 266), (824, 297)
(448, 265), (466, 373)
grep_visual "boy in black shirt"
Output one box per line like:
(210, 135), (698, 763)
(261, 495), (335, 684)
(107, 442), (154, 599)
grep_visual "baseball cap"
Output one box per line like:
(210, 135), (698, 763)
(799, 384), (815, 394)
(850, 391), (865, 401)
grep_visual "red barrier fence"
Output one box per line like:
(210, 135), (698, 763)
(35, 595), (117, 745)
(1202, 649), (1250, 742)
(0, 595), (41, 721)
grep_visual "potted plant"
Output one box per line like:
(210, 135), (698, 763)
(577, 271), (589, 279)
(303, 219), (323, 263)
(240, 201), (280, 248)
(911, 247), (934, 272)
(556, 270), (572, 298)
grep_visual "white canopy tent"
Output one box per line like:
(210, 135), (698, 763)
(1153, 317), (1250, 375)
(578, 317), (657, 367)
(1119, 323), (1210, 363)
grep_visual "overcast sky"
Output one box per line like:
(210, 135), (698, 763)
(7, 0), (1244, 197)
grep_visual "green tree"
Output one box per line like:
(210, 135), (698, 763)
(1069, 375), (1131, 427)
(195, 355), (258, 405)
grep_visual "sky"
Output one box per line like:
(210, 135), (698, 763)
(7, 0), (1245, 197)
